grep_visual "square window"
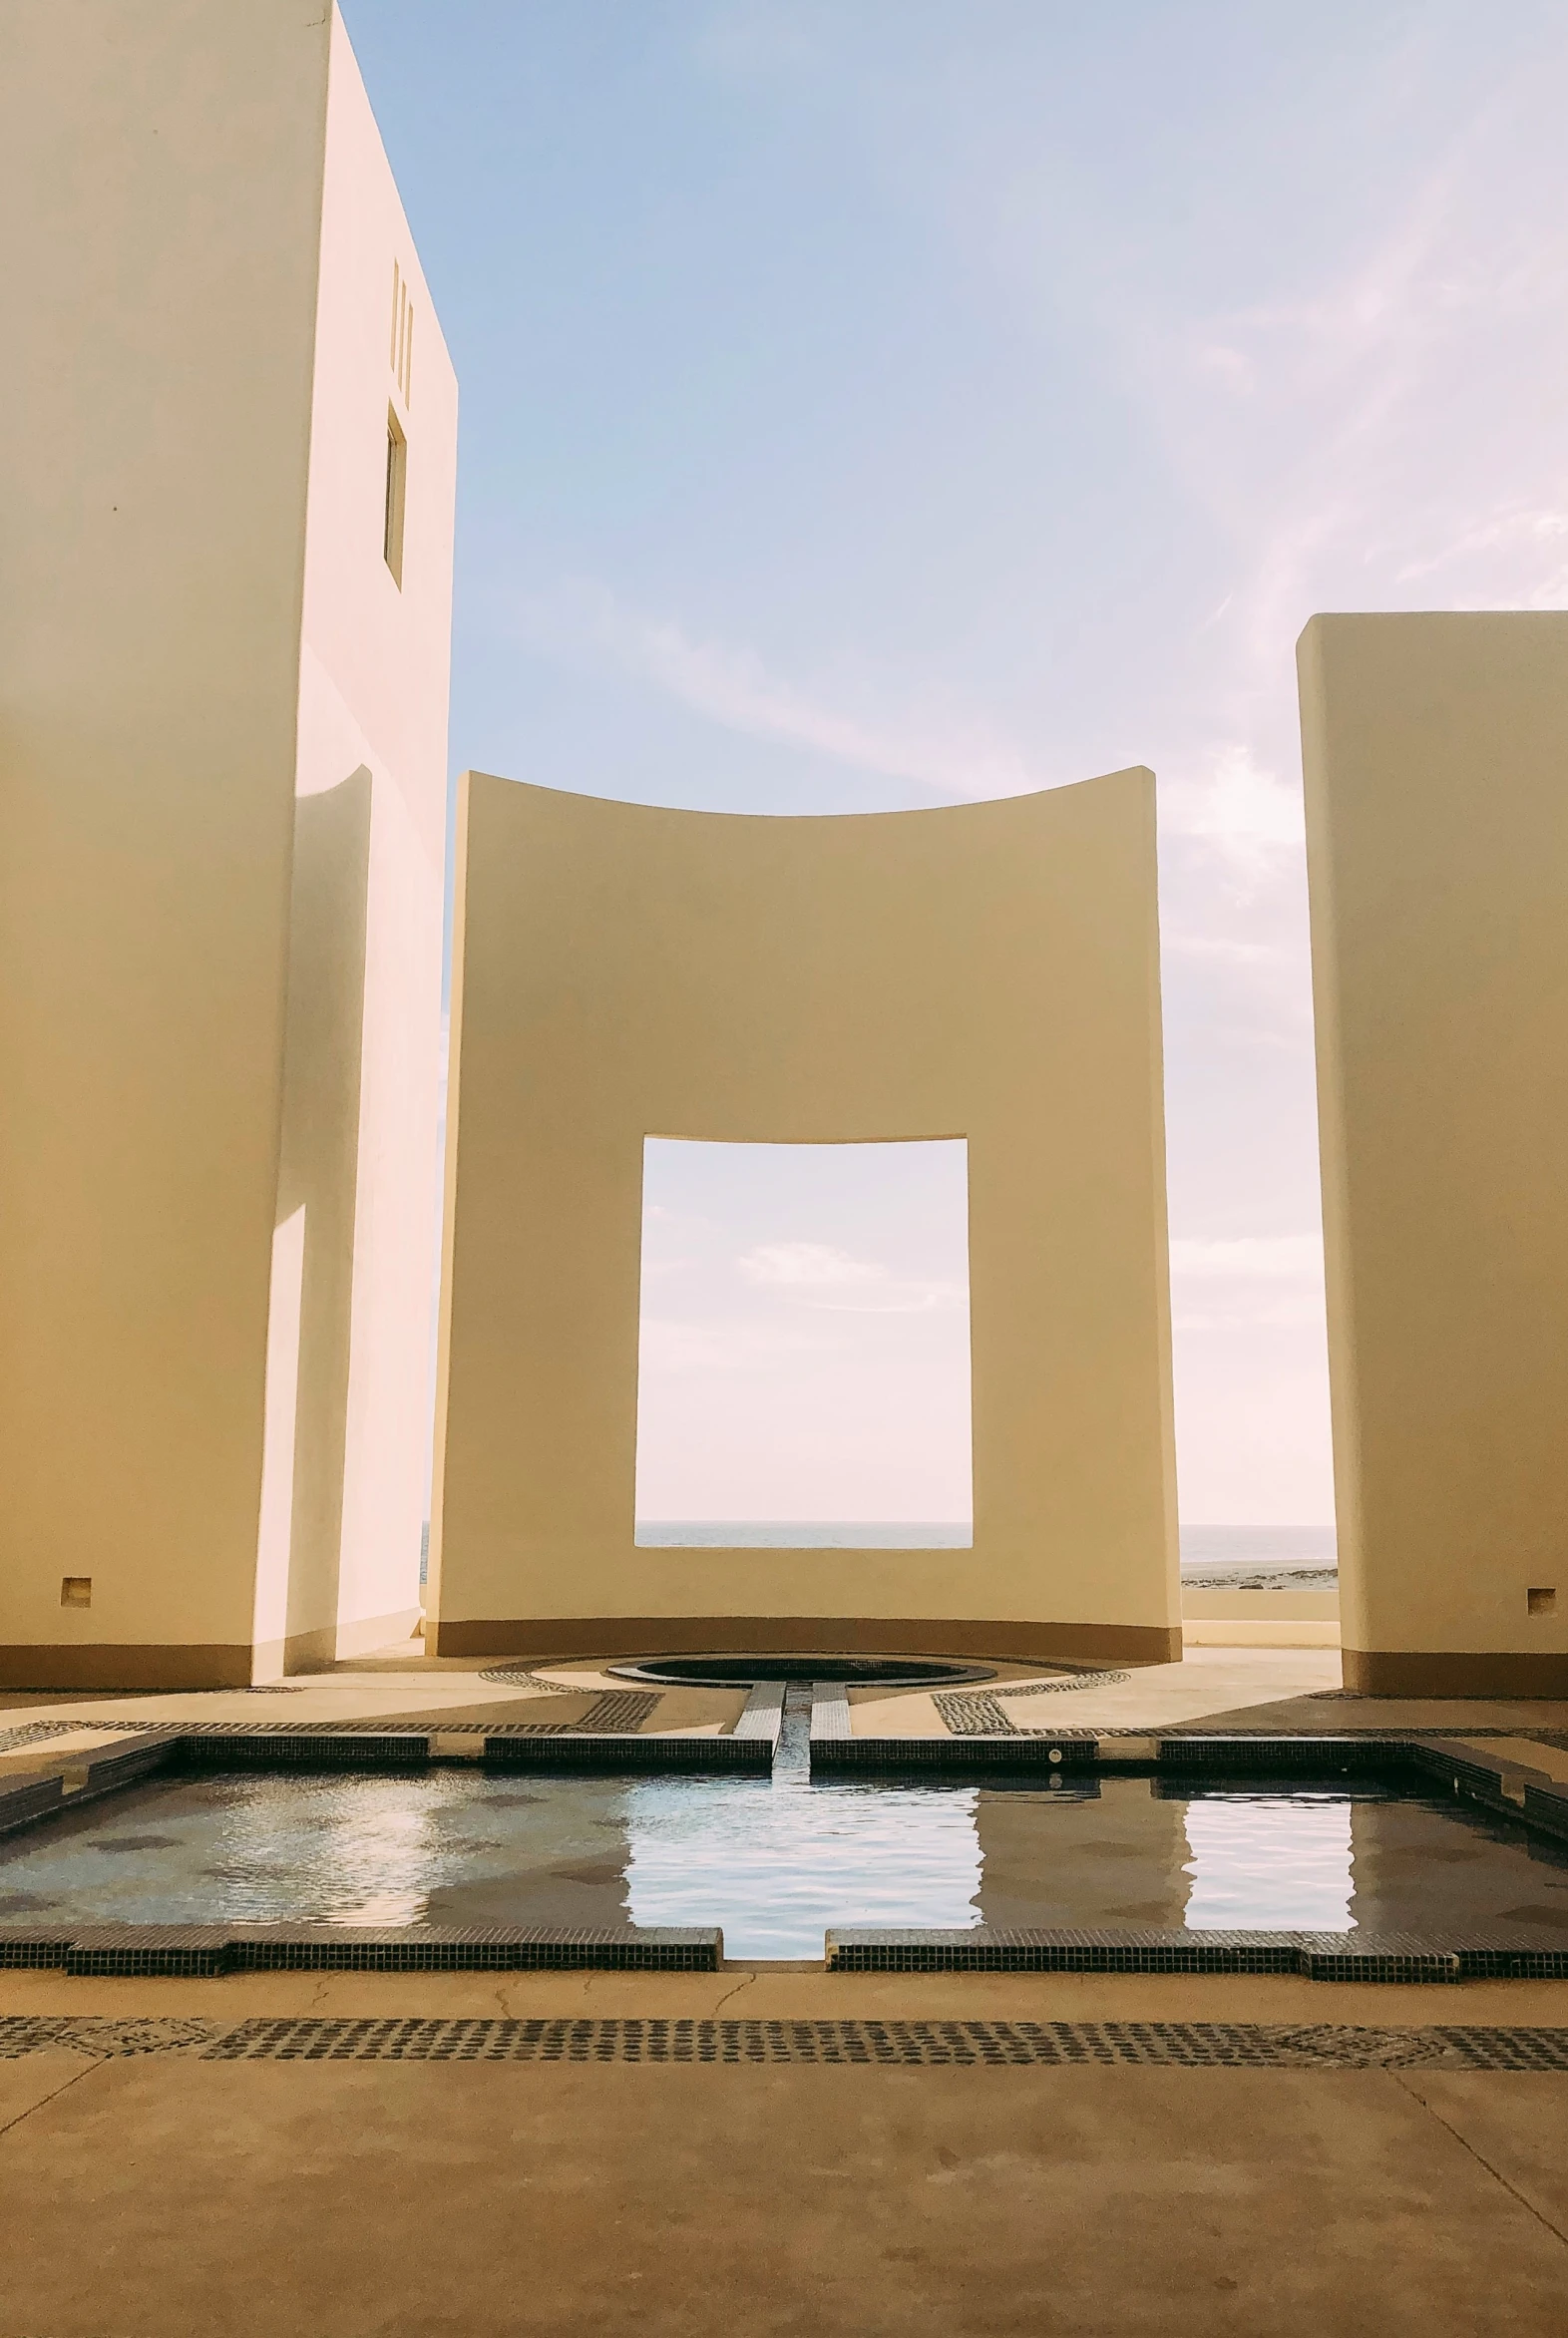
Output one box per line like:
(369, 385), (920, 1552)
(60, 1576), (92, 1608)
(634, 1138), (972, 1547)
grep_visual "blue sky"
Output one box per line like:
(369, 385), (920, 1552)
(350, 2), (1568, 1524)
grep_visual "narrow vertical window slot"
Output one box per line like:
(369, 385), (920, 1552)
(383, 405), (407, 585)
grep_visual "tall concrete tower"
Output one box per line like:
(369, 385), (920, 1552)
(0, 4), (458, 1686)
(1302, 612), (1568, 1697)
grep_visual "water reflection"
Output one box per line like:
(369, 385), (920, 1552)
(0, 1771), (637, 1934)
(202, 1781), (437, 1927)
(626, 1775), (980, 1958)
(975, 1779), (1189, 1930)
(1184, 1794), (1353, 1932)
(3, 1758), (1568, 1956)
(626, 1680), (980, 1956)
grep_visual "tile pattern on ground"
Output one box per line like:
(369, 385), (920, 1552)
(486, 1693), (661, 1735)
(6, 2013), (1568, 2069)
(0, 1721), (131, 1752)
(476, 1667), (587, 1692)
(935, 1678), (1132, 1734)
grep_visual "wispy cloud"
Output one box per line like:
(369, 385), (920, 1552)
(1159, 743), (1306, 881)
(1148, 66), (1568, 712)
(515, 579), (1046, 798)
(738, 1241), (885, 1289)
(737, 1239), (966, 1315)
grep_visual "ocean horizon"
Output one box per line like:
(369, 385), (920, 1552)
(634, 1521), (1338, 1578)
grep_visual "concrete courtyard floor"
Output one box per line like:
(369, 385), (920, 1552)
(5, 1646), (1568, 2332)
(9, 1639), (1568, 1744)
(2, 1966), (1568, 2336)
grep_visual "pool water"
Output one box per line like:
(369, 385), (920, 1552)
(4, 1744), (1568, 1958)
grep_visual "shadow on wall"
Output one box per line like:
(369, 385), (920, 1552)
(253, 766), (372, 1676)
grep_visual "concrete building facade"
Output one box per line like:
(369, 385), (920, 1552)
(0, 4), (457, 1687)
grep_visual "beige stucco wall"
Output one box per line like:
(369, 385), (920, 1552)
(1301, 612), (1568, 1696)
(253, 11), (458, 1673)
(0, 4), (454, 1687)
(430, 773), (1180, 1667)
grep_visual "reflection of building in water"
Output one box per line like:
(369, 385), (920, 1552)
(976, 1777), (1191, 1931)
(419, 1780), (634, 1933)
(1348, 1798), (1568, 1938)
(1182, 1793), (1352, 1932)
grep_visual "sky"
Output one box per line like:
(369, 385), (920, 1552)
(635, 1140), (974, 1524)
(348, 1), (1568, 1527)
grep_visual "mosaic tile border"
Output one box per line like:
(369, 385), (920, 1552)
(481, 1731), (769, 1774)
(0, 1719), (132, 1753)
(3, 2014), (1568, 2070)
(822, 1926), (1568, 1982)
(0, 1923), (722, 1976)
(936, 1676), (1133, 1732)
(475, 1667), (583, 1692)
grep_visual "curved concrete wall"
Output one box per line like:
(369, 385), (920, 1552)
(430, 772), (1180, 1667)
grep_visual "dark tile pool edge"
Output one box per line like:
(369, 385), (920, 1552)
(482, 1732), (769, 1773)
(822, 1926), (1568, 1982)
(0, 1923), (723, 1976)
(806, 1712), (1568, 1825)
(0, 1722), (772, 1843)
(0, 1731), (176, 1841)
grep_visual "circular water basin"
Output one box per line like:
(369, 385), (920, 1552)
(606, 1653), (994, 1688)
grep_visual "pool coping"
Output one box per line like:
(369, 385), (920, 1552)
(3, 1701), (1568, 1981)
(821, 1929), (1568, 1982)
(0, 1923), (724, 1977)
(806, 1689), (1568, 1979)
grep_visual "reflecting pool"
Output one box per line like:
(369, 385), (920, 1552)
(4, 1757), (1567, 1957)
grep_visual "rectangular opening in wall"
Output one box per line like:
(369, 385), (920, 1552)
(634, 1138), (972, 1548)
(383, 405), (407, 585)
(60, 1576), (92, 1609)
(1528, 1587), (1558, 1616)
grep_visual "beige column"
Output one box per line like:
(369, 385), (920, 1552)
(1301, 612), (1568, 1696)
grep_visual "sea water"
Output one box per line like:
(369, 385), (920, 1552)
(636, 1520), (1338, 1587)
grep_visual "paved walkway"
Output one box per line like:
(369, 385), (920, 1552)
(1, 1974), (1566, 2337)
